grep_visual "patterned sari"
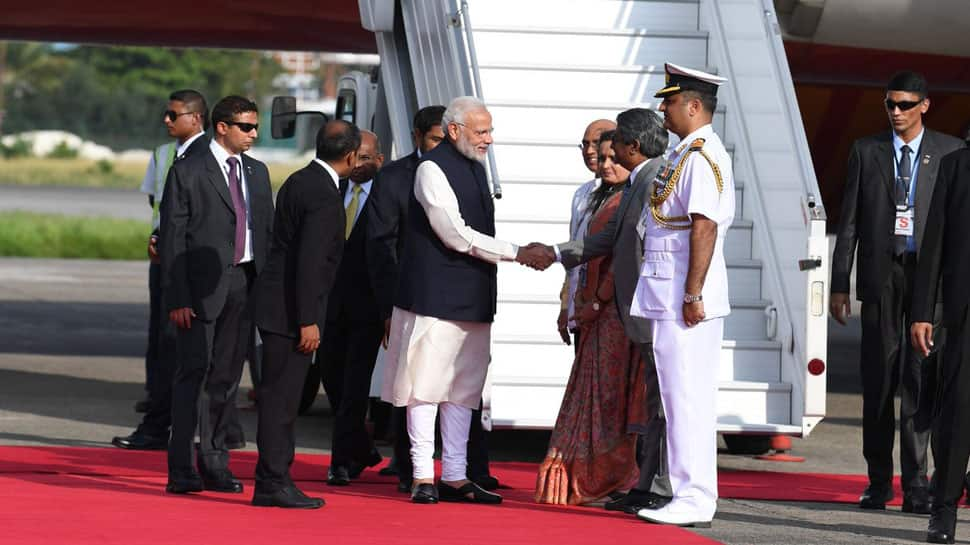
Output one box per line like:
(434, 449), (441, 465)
(535, 188), (647, 505)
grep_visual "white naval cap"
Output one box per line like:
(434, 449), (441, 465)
(654, 63), (728, 98)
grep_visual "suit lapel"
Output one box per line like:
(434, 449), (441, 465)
(914, 131), (941, 248)
(204, 152), (235, 213)
(876, 135), (897, 204)
(616, 158), (655, 234)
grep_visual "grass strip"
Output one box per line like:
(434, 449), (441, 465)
(0, 211), (151, 260)
(0, 158), (304, 190)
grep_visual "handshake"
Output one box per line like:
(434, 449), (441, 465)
(515, 242), (556, 271)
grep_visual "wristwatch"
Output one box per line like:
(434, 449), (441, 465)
(683, 293), (703, 304)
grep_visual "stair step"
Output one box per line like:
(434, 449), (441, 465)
(473, 27), (708, 68)
(717, 380), (792, 427)
(719, 339), (781, 382)
(467, 0), (700, 33)
(493, 296), (772, 340)
(725, 219), (752, 261)
(726, 259), (761, 299)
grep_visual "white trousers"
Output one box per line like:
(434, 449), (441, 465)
(652, 317), (723, 520)
(407, 401), (472, 481)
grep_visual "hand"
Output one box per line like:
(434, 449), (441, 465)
(830, 292), (850, 326)
(556, 308), (571, 345)
(516, 243), (555, 270)
(382, 318), (391, 350)
(148, 235), (159, 264)
(683, 301), (705, 327)
(298, 324), (321, 354)
(169, 307), (196, 329)
(911, 322), (934, 358)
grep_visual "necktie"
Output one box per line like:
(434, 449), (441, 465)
(345, 184), (362, 239)
(894, 145), (911, 256)
(226, 157), (247, 264)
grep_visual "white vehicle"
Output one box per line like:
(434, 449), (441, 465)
(278, 0), (830, 454)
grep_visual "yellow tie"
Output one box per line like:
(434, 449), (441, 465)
(345, 184), (362, 239)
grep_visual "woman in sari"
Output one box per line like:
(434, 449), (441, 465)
(535, 131), (647, 505)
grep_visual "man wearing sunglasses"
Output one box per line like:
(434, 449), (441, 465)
(159, 95), (275, 496)
(832, 71), (964, 515)
(113, 89), (209, 452)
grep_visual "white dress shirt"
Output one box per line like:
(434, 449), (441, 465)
(344, 179), (374, 230)
(209, 139), (254, 263)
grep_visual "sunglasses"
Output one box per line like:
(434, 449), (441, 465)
(164, 110), (197, 122)
(225, 121), (259, 133)
(884, 99), (923, 112)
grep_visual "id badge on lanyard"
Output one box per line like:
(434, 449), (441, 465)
(895, 204), (914, 236)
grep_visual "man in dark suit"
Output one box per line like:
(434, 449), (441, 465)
(831, 71), (964, 513)
(912, 146), (970, 544)
(322, 129), (386, 486)
(522, 108), (671, 513)
(113, 89), (209, 450)
(160, 95), (274, 495)
(250, 120), (360, 509)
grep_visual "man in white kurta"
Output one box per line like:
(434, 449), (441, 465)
(631, 63), (733, 527)
(381, 97), (529, 505)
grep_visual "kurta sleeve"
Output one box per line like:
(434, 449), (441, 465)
(414, 161), (518, 264)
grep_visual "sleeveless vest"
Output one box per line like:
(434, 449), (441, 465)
(395, 139), (498, 323)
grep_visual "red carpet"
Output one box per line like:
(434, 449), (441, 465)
(0, 446), (719, 545)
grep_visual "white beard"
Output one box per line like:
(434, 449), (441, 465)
(454, 136), (487, 164)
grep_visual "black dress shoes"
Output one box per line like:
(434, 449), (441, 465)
(348, 449), (384, 479)
(438, 481), (502, 504)
(471, 474), (500, 491)
(605, 490), (671, 514)
(252, 486), (325, 509)
(203, 470), (244, 493)
(927, 505), (957, 544)
(327, 466), (351, 486)
(111, 430), (168, 450)
(411, 483), (439, 504)
(859, 485), (894, 510)
(397, 478), (413, 494)
(903, 488), (932, 514)
(166, 472), (204, 494)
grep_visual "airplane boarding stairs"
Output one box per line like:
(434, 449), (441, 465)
(359, 0), (829, 439)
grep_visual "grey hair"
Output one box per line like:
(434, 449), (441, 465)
(442, 96), (487, 127)
(615, 108), (668, 158)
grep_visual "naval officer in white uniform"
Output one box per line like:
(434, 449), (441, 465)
(631, 63), (733, 527)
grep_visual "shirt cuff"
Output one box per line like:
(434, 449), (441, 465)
(554, 244), (562, 263)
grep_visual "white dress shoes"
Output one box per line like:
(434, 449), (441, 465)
(636, 503), (713, 528)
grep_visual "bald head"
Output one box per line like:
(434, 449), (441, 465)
(581, 119), (616, 173)
(351, 130), (385, 183)
(316, 119), (362, 178)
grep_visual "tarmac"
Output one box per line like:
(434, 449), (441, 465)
(0, 186), (966, 544)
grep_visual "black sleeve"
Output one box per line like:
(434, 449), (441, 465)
(911, 154), (954, 323)
(296, 185), (344, 326)
(366, 169), (404, 320)
(159, 164), (192, 312)
(831, 140), (862, 295)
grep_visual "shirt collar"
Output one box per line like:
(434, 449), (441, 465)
(313, 158), (341, 189)
(350, 179), (374, 195)
(893, 128), (924, 155)
(674, 124), (715, 154)
(209, 139), (242, 171)
(629, 158), (650, 185)
(177, 131), (205, 157)
(416, 148), (423, 159)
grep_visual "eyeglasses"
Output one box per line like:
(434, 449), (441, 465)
(455, 122), (493, 138)
(226, 121), (259, 133)
(577, 140), (599, 150)
(164, 110), (197, 122)
(884, 99), (923, 112)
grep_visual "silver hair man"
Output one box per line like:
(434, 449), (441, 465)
(442, 96), (493, 163)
